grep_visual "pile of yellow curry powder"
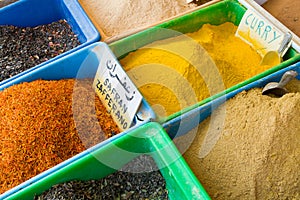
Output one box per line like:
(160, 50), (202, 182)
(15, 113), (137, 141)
(120, 22), (272, 118)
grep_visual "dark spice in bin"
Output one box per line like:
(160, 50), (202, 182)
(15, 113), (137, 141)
(0, 19), (80, 82)
(191, 0), (213, 6)
(35, 155), (169, 200)
(0, 79), (120, 194)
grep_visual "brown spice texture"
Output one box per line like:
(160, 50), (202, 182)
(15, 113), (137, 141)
(263, 0), (300, 37)
(180, 79), (300, 199)
(0, 79), (119, 194)
(79, 0), (198, 38)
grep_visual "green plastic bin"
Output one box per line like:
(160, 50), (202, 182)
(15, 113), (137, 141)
(5, 122), (210, 200)
(108, 0), (300, 123)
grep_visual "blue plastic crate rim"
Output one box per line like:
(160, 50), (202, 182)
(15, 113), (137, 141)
(0, 0), (100, 86)
(163, 61), (300, 139)
(0, 42), (156, 199)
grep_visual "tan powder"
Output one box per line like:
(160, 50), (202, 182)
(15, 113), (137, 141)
(179, 79), (300, 199)
(79, 0), (197, 38)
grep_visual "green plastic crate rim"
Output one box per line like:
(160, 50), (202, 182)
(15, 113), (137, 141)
(5, 122), (210, 200)
(108, 0), (300, 123)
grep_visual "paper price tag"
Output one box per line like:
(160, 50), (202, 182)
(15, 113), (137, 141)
(236, 8), (292, 57)
(93, 46), (143, 131)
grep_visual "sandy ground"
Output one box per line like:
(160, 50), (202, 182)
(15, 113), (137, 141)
(262, 0), (300, 37)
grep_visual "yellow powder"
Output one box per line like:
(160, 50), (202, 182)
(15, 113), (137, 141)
(120, 22), (273, 118)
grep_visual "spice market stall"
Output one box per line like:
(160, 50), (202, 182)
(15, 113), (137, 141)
(1, 0), (300, 199)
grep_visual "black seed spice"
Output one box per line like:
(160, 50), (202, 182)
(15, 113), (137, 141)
(35, 155), (169, 200)
(0, 19), (80, 82)
(191, 0), (212, 6)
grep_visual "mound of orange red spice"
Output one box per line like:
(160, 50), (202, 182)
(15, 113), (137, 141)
(0, 79), (119, 194)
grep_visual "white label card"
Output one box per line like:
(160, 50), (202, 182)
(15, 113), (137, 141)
(236, 8), (291, 57)
(93, 46), (143, 131)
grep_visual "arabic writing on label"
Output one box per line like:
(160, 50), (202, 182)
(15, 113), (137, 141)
(93, 47), (142, 131)
(106, 60), (136, 101)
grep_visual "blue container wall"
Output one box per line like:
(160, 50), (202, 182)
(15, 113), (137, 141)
(0, 0), (62, 27)
(0, 0), (100, 86)
(0, 42), (99, 90)
(0, 42), (100, 199)
(163, 62), (300, 139)
(0, 42), (156, 199)
(0, 42), (156, 126)
(60, 0), (94, 43)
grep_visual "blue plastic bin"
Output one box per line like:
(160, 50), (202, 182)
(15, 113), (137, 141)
(0, 42), (156, 199)
(163, 61), (300, 139)
(0, 0), (100, 85)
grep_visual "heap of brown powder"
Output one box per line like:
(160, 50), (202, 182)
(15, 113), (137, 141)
(179, 79), (300, 199)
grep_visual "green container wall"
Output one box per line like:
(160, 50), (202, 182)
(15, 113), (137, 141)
(6, 122), (210, 200)
(108, 0), (300, 122)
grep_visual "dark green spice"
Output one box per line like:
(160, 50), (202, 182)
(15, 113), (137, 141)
(35, 155), (169, 200)
(0, 19), (80, 82)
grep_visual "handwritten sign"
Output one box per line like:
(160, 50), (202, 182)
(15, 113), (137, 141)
(236, 8), (292, 57)
(93, 46), (143, 131)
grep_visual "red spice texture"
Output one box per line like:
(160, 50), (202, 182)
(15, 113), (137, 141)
(0, 79), (119, 194)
